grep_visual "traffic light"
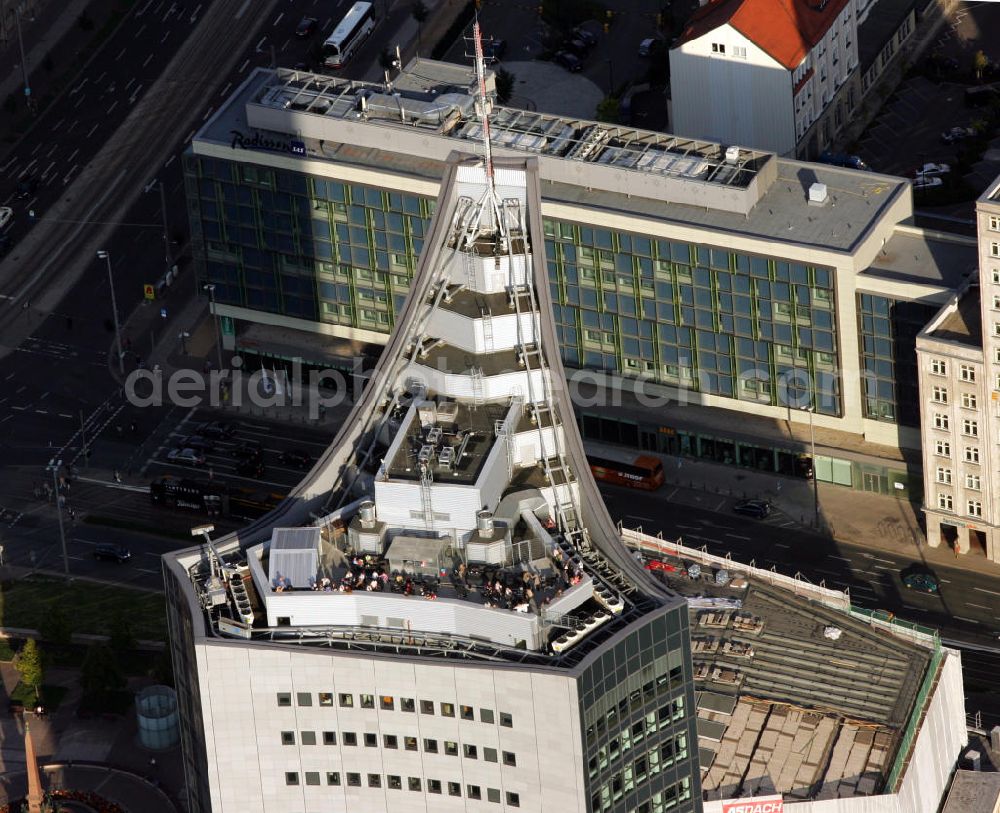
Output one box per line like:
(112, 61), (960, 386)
(604, 22), (610, 33)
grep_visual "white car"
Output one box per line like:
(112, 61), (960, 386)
(913, 175), (943, 191)
(167, 447), (206, 466)
(0, 206), (12, 230)
(914, 162), (950, 177)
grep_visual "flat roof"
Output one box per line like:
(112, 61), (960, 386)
(927, 284), (982, 346)
(942, 770), (1000, 813)
(193, 65), (910, 253)
(860, 228), (978, 288)
(646, 551), (932, 803)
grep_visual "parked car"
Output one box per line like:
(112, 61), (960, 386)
(93, 543), (131, 563)
(914, 162), (950, 177)
(0, 207), (12, 230)
(278, 449), (313, 469)
(733, 499), (770, 519)
(639, 38), (663, 57)
(901, 569), (939, 594)
(553, 51), (583, 72)
(16, 175), (38, 199)
(940, 126), (974, 144)
(913, 175), (943, 191)
(233, 440), (263, 462)
(483, 38), (507, 64)
(564, 37), (590, 57)
(818, 151), (869, 170)
(295, 16), (318, 37)
(177, 434), (215, 454)
(167, 447), (207, 467)
(236, 458), (265, 478)
(572, 27), (598, 48)
(197, 420), (235, 439)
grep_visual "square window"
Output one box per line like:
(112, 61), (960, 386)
(961, 364), (977, 381)
(409, 777), (422, 792)
(467, 784), (482, 800)
(281, 731), (295, 745)
(460, 704), (475, 720)
(429, 779), (442, 794)
(488, 787), (501, 803)
(305, 772), (320, 786)
(500, 712), (513, 728)
(300, 731), (316, 746)
(296, 693), (312, 707)
(339, 693), (353, 707)
(401, 698), (416, 712)
(276, 692), (291, 707)
(368, 774), (381, 788)
(448, 782), (462, 797)
(404, 736), (418, 751)
(285, 772), (299, 786)
(503, 750), (517, 766)
(440, 702), (455, 717)
(380, 695), (394, 711)
(323, 731), (337, 745)
(507, 791), (521, 807)
(384, 734), (398, 749)
(347, 773), (362, 787)
(480, 708), (494, 724)
(484, 747), (498, 763)
(327, 772), (341, 786)
(387, 774), (401, 790)
(364, 733), (377, 747)
(464, 744), (478, 759)
(963, 392), (978, 409)
(445, 740), (458, 756)
(360, 694), (375, 709)
(343, 732), (357, 746)
(424, 738), (439, 753)
(318, 692), (333, 706)
(420, 700), (435, 714)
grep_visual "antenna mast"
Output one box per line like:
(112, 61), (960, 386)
(472, 19), (495, 190)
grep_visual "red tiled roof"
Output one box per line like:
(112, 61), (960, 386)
(675, 0), (851, 70)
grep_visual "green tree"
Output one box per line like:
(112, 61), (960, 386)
(974, 50), (989, 81)
(412, 1), (429, 52)
(595, 96), (620, 123)
(40, 604), (72, 649)
(109, 609), (136, 655)
(80, 644), (125, 703)
(495, 69), (516, 105)
(15, 639), (43, 698)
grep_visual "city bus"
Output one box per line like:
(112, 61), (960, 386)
(587, 451), (665, 491)
(321, 2), (376, 69)
(150, 476), (284, 520)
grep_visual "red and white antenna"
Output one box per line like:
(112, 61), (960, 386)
(472, 19), (495, 189)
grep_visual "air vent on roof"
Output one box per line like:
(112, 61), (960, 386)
(725, 145), (740, 163)
(808, 182), (828, 206)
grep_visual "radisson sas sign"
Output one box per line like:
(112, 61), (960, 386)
(721, 795), (784, 813)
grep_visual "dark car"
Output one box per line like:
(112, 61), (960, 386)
(484, 38), (507, 64)
(901, 568), (939, 594)
(278, 449), (312, 469)
(16, 175), (38, 199)
(564, 37), (590, 58)
(733, 499), (770, 519)
(553, 51), (583, 72)
(178, 434), (215, 454)
(167, 447), (206, 467)
(572, 27), (598, 48)
(940, 125), (974, 144)
(295, 16), (318, 37)
(233, 440), (263, 462)
(236, 458), (265, 478)
(94, 543), (131, 563)
(198, 420), (235, 439)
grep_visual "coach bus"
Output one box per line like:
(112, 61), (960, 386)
(321, 2), (376, 68)
(587, 450), (665, 491)
(151, 476), (283, 521)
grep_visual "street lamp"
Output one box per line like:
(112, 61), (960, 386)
(800, 404), (819, 529)
(46, 457), (70, 582)
(606, 59), (615, 96)
(203, 284), (224, 371)
(14, 3), (31, 112)
(97, 250), (125, 375)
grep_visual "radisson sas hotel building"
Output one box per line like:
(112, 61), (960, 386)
(182, 60), (978, 506)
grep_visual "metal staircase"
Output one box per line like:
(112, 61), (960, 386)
(480, 305), (494, 352)
(420, 464), (435, 529)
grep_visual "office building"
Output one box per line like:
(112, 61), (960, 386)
(165, 147), (702, 812)
(917, 179), (1000, 560)
(183, 60), (977, 498)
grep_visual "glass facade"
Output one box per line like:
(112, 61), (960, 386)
(187, 155), (853, 419)
(578, 607), (700, 813)
(857, 295), (939, 426)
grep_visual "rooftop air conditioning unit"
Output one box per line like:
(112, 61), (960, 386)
(725, 145), (740, 163)
(808, 182), (829, 206)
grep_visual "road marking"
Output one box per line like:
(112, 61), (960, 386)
(160, 30), (170, 44)
(40, 391), (49, 400)
(954, 616), (980, 624)
(41, 161), (56, 179)
(130, 85), (144, 104)
(828, 555), (852, 562)
(66, 148), (79, 164)
(255, 36), (267, 53)
(184, 129), (195, 142)
(11, 406), (26, 411)
(58, 413), (73, 419)
(900, 605), (930, 613)
(968, 603), (991, 610)
(63, 164), (80, 185)
(235, 0), (252, 18)
(20, 158), (38, 176)
(725, 533), (750, 541)
(107, 100), (118, 115)
(676, 524), (699, 530)
(626, 515), (655, 523)
(135, 568), (161, 575)
(115, 47), (127, 61)
(873, 564), (895, 571)
(219, 82), (231, 98)
(202, 106), (214, 121)
(974, 587), (1000, 597)
(281, 37), (290, 52)
(143, 53), (154, 68)
(164, 155), (176, 168)
(273, 12), (284, 25)
(126, 78), (136, 91)
(190, 3), (202, 23)
(238, 58), (250, 72)
(86, 123), (100, 138)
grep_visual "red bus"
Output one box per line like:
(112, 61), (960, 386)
(587, 452), (665, 491)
